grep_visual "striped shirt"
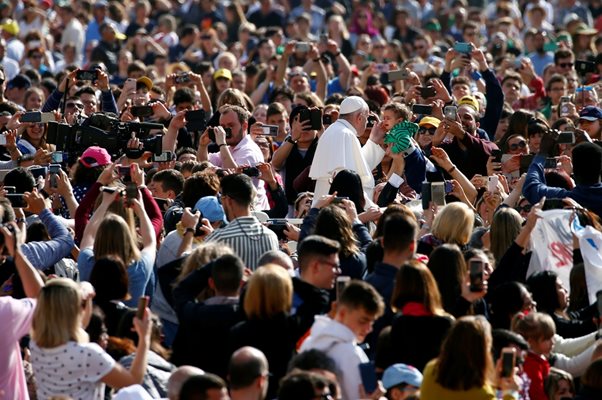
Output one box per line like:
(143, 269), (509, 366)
(204, 216), (279, 270)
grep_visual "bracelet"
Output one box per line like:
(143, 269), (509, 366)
(313, 57), (321, 62)
(285, 136), (298, 144)
(218, 143), (227, 148)
(184, 228), (195, 235)
(447, 165), (456, 174)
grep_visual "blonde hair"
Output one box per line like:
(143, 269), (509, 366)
(93, 213), (140, 265)
(511, 312), (556, 341)
(32, 278), (87, 348)
(490, 207), (523, 262)
(175, 242), (234, 284)
(431, 202), (475, 246)
(244, 264), (292, 320)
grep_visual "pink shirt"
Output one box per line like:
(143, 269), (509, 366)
(0, 297), (36, 400)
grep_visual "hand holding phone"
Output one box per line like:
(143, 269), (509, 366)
(501, 347), (516, 378)
(136, 296), (149, 320)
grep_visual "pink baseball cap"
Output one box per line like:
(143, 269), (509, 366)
(80, 146), (111, 168)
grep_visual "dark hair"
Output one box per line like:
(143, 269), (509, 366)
(554, 48), (574, 64)
(152, 169), (184, 195)
(382, 213), (417, 252)
(288, 349), (338, 375)
(489, 282), (530, 330)
(427, 244), (465, 313)
(180, 24), (199, 38)
(569, 263), (589, 312)
(74, 85), (97, 98)
(527, 270), (561, 314)
(176, 147), (197, 159)
(4, 167), (35, 193)
(182, 170), (221, 207)
(572, 142), (602, 185)
(491, 329), (529, 361)
(72, 161), (105, 186)
(26, 221), (50, 242)
(328, 169), (365, 212)
(180, 373), (226, 400)
(173, 87), (195, 105)
(212, 254), (244, 294)
(269, 86), (295, 104)
(89, 257), (129, 303)
(339, 280), (384, 316)
(221, 173), (256, 207)
(278, 371), (332, 400)
(298, 235), (341, 272)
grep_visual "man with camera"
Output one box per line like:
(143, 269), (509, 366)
(197, 104), (268, 210)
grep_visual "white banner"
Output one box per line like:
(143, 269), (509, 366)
(572, 219), (602, 304)
(527, 210), (574, 292)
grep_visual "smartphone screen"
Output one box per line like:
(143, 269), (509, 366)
(501, 349), (515, 378)
(421, 182), (431, 210)
(469, 259), (484, 292)
(519, 154), (535, 175)
(431, 182), (446, 206)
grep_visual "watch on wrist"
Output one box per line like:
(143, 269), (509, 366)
(285, 136), (298, 144)
(184, 227), (195, 235)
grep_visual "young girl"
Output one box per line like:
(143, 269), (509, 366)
(512, 312), (556, 400)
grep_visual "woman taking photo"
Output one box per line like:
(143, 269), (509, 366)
(420, 315), (517, 399)
(30, 278), (151, 399)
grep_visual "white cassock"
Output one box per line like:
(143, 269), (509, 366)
(309, 119), (385, 204)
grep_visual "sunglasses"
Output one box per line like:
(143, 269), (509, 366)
(66, 102), (84, 109)
(516, 204), (532, 213)
(558, 62), (574, 68)
(418, 127), (436, 135)
(508, 140), (527, 151)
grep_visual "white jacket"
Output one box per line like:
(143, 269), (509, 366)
(300, 315), (368, 400)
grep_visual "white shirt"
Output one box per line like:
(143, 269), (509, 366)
(31, 341), (115, 400)
(309, 119), (385, 201)
(61, 17), (85, 62)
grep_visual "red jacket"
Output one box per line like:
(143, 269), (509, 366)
(523, 351), (550, 400)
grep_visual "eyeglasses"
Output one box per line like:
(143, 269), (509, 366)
(558, 62), (574, 68)
(516, 204), (532, 213)
(288, 72), (309, 79)
(418, 127), (436, 135)
(319, 259), (340, 270)
(508, 140), (527, 151)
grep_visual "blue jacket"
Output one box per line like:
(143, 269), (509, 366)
(22, 209), (74, 270)
(523, 154), (602, 217)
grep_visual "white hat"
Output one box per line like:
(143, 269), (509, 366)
(340, 96), (368, 115)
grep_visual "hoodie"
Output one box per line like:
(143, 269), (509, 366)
(299, 315), (369, 400)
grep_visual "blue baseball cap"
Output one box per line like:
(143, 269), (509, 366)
(193, 196), (227, 224)
(579, 106), (602, 121)
(382, 363), (423, 390)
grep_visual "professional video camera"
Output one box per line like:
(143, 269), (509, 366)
(46, 112), (164, 161)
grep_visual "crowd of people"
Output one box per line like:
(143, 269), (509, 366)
(2, 0), (602, 399)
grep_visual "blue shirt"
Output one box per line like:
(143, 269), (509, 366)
(21, 209), (75, 270)
(78, 247), (155, 307)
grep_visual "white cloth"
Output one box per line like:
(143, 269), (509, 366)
(572, 219), (602, 304)
(309, 119), (384, 202)
(300, 315), (368, 400)
(2, 56), (19, 81)
(61, 18), (85, 63)
(527, 209), (573, 292)
(30, 341), (115, 400)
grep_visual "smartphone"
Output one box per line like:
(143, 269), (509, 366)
(299, 108), (322, 130)
(444, 180), (453, 194)
(186, 109), (206, 132)
(412, 104), (433, 115)
(557, 131), (575, 144)
(267, 220), (287, 241)
(491, 149), (502, 163)
(29, 166), (47, 181)
(152, 151), (175, 163)
(544, 157), (558, 169)
(418, 86), (436, 99)
(336, 276), (351, 301)
(261, 125), (279, 136)
(367, 115), (378, 128)
(358, 362), (378, 394)
(153, 197), (169, 211)
(194, 211), (207, 237)
(136, 296), (149, 319)
(0, 135), (6, 146)
(444, 105), (457, 120)
(21, 111), (56, 123)
(431, 182), (446, 206)
(242, 166), (260, 177)
(331, 196), (349, 204)
(487, 175), (499, 193)
(131, 105), (154, 118)
(453, 42), (473, 54)
(125, 182), (138, 204)
(421, 182), (431, 210)
(387, 69), (409, 81)
(102, 186), (118, 194)
(174, 73), (190, 84)
(559, 97), (571, 117)
(322, 114), (332, 125)
(501, 348), (516, 378)
(519, 154), (535, 175)
(76, 69), (98, 81)
(6, 193), (27, 208)
(3, 186), (15, 194)
(469, 258), (484, 292)
(118, 165), (131, 183)
(295, 42), (310, 52)
(49, 164), (61, 189)
(51, 151), (63, 163)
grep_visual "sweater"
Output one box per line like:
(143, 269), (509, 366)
(523, 351), (550, 400)
(420, 359), (497, 400)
